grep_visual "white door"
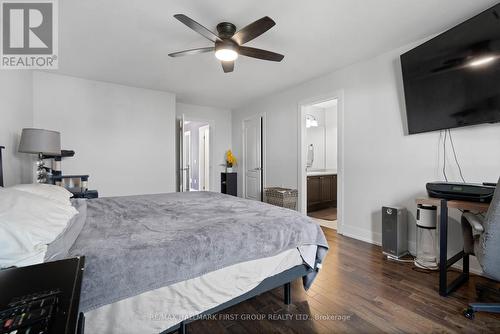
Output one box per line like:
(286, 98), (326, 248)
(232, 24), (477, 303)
(198, 125), (210, 191)
(243, 117), (262, 201)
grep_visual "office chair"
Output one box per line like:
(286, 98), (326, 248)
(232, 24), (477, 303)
(462, 178), (500, 320)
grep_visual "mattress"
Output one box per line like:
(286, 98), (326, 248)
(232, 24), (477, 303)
(84, 247), (308, 334)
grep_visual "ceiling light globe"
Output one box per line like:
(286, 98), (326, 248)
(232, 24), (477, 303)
(215, 49), (238, 62)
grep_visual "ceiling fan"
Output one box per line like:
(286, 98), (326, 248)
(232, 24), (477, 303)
(168, 14), (284, 73)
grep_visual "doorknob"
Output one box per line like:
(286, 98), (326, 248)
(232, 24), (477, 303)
(253, 167), (262, 171)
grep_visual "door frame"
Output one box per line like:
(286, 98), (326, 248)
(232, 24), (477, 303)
(180, 116), (216, 192)
(183, 130), (192, 191)
(298, 90), (345, 233)
(242, 112), (266, 201)
(198, 124), (210, 191)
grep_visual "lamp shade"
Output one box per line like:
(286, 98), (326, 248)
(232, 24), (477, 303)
(18, 128), (61, 155)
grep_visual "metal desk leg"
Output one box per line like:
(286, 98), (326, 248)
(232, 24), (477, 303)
(438, 199), (470, 297)
(439, 199), (448, 296)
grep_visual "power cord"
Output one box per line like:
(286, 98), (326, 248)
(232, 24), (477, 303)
(448, 129), (466, 183)
(386, 254), (439, 271)
(442, 130), (448, 182)
(386, 254), (415, 263)
(440, 129), (466, 183)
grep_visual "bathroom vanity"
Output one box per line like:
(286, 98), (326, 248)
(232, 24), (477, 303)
(307, 170), (337, 212)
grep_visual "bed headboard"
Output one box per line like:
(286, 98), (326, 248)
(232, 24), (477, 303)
(0, 146), (4, 187)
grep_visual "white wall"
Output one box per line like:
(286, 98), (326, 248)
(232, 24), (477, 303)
(33, 72), (176, 197)
(325, 105), (338, 170)
(0, 72), (34, 186)
(177, 103), (232, 193)
(233, 41), (500, 273)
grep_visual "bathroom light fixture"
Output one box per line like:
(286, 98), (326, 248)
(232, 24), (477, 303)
(469, 55), (496, 67)
(306, 115), (319, 128)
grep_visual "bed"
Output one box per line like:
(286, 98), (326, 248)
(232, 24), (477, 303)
(0, 146), (328, 334)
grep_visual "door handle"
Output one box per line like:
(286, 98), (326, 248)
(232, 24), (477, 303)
(253, 167), (262, 171)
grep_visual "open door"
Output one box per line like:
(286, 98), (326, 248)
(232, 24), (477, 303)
(243, 116), (262, 201)
(199, 125), (210, 191)
(179, 115), (190, 192)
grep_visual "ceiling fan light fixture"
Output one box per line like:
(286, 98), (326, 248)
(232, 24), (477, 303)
(170, 15), (284, 72)
(215, 48), (238, 61)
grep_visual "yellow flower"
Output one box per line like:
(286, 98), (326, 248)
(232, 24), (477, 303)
(226, 150), (237, 166)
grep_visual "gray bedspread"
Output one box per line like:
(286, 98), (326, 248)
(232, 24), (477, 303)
(67, 192), (328, 312)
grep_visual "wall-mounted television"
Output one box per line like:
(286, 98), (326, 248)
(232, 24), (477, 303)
(401, 3), (500, 134)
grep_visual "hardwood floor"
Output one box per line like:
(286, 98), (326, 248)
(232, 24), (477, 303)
(188, 227), (500, 333)
(308, 207), (338, 221)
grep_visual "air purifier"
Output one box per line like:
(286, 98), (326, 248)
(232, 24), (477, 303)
(415, 204), (438, 270)
(382, 206), (408, 258)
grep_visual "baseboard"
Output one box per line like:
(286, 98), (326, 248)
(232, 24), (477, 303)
(339, 225), (382, 246)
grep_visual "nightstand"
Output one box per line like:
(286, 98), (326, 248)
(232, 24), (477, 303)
(71, 190), (99, 199)
(221, 172), (237, 196)
(0, 257), (85, 334)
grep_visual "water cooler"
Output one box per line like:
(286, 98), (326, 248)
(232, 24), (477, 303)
(415, 204), (438, 270)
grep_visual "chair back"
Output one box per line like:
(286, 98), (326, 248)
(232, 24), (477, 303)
(480, 177), (500, 280)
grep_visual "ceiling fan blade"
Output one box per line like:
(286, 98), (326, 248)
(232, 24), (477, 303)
(239, 46), (284, 62)
(221, 60), (234, 73)
(174, 14), (221, 43)
(232, 16), (276, 45)
(168, 47), (215, 57)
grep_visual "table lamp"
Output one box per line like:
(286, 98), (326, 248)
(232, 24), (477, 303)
(18, 128), (61, 183)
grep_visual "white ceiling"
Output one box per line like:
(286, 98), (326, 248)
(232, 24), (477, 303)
(56, 0), (498, 109)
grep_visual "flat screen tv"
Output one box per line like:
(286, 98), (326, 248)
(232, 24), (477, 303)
(401, 3), (500, 134)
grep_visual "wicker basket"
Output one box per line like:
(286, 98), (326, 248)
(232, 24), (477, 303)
(264, 187), (298, 210)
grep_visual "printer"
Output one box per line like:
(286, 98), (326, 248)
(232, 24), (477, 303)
(426, 182), (496, 203)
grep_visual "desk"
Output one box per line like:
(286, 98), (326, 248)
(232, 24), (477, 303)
(416, 198), (489, 296)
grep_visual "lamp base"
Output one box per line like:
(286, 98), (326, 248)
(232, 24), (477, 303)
(36, 153), (49, 183)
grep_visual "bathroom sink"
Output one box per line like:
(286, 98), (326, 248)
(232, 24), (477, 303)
(307, 169), (337, 176)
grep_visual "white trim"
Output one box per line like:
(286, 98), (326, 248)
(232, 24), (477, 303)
(241, 113), (266, 201)
(298, 90), (345, 234)
(198, 125), (210, 191)
(184, 130), (192, 190)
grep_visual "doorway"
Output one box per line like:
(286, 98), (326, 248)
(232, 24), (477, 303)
(242, 114), (265, 201)
(180, 118), (211, 192)
(298, 93), (344, 232)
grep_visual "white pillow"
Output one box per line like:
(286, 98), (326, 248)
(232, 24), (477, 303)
(0, 187), (78, 268)
(10, 183), (73, 206)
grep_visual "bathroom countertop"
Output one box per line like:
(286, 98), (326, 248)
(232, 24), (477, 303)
(307, 169), (337, 176)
